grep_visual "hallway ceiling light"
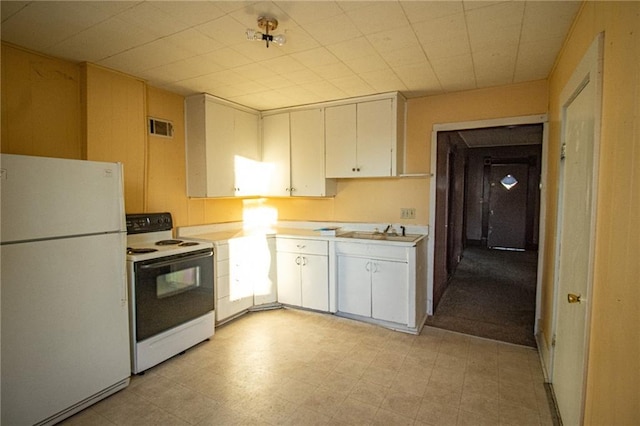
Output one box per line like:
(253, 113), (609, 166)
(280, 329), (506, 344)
(246, 17), (286, 48)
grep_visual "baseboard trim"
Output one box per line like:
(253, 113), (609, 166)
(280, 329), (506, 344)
(536, 331), (552, 382)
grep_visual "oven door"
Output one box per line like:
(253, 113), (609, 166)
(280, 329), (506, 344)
(133, 248), (214, 342)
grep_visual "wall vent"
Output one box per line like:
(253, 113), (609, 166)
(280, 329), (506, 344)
(148, 117), (174, 138)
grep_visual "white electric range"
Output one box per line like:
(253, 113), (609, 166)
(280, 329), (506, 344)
(125, 212), (215, 374)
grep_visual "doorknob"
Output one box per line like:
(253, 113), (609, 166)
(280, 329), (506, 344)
(567, 293), (582, 304)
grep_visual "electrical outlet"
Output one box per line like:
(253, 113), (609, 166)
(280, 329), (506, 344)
(400, 208), (416, 219)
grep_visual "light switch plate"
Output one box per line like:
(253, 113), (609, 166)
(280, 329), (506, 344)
(400, 208), (416, 219)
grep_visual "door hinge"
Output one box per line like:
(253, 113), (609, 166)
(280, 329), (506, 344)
(551, 334), (557, 347)
(560, 143), (567, 160)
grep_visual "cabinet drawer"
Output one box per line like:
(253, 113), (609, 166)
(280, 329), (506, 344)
(214, 243), (229, 261)
(216, 259), (229, 278)
(276, 238), (328, 255)
(335, 242), (409, 262)
(216, 274), (229, 298)
(216, 295), (252, 322)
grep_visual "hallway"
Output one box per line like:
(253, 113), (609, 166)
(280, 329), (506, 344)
(426, 246), (538, 347)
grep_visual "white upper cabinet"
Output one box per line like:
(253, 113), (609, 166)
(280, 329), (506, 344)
(325, 93), (405, 178)
(261, 112), (291, 197)
(262, 108), (336, 197)
(290, 109), (335, 197)
(325, 104), (356, 178)
(186, 92), (404, 198)
(185, 94), (261, 197)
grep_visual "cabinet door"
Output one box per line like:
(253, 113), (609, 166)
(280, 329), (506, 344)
(300, 254), (329, 311)
(233, 109), (261, 196)
(357, 99), (393, 177)
(228, 238), (255, 305)
(253, 237), (277, 306)
(337, 255), (371, 317)
(325, 104), (357, 178)
(205, 100), (235, 197)
(371, 260), (408, 324)
(186, 96), (260, 198)
(290, 109), (330, 196)
(262, 113), (291, 197)
(276, 251), (302, 306)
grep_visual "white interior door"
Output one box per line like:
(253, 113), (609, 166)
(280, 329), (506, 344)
(551, 33), (603, 426)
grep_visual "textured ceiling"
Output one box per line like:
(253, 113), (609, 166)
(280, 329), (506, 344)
(1, 1), (581, 111)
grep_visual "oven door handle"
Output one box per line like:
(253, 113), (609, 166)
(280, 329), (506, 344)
(139, 251), (213, 269)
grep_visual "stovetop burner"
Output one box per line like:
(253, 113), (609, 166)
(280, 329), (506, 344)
(125, 213), (211, 261)
(156, 239), (183, 246)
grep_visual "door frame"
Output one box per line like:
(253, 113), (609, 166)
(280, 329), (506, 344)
(427, 114), (548, 328)
(549, 32), (604, 424)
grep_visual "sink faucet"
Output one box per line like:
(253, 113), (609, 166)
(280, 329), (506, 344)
(383, 225), (399, 236)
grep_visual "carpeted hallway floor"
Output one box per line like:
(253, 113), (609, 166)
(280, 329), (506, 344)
(426, 246), (538, 347)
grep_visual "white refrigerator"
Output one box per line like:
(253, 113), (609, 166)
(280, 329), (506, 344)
(1, 154), (131, 425)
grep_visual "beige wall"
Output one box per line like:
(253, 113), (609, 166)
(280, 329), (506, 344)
(1, 43), (82, 158)
(82, 64), (146, 213)
(405, 79), (549, 173)
(544, 2), (640, 423)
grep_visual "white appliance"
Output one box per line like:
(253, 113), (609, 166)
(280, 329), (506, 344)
(126, 212), (214, 374)
(0, 154), (131, 425)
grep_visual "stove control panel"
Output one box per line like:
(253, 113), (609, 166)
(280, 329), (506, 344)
(126, 212), (173, 234)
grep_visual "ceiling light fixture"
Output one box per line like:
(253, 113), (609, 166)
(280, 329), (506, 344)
(246, 16), (286, 48)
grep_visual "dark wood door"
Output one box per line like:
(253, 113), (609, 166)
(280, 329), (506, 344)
(487, 163), (529, 250)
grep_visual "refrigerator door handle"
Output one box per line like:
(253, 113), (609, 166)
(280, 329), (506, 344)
(121, 271), (128, 306)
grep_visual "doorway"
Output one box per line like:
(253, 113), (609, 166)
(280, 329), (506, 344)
(426, 118), (546, 347)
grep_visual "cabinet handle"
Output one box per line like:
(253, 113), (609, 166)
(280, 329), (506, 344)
(295, 256), (301, 265)
(302, 256), (307, 266)
(365, 261), (371, 272)
(290, 187), (296, 193)
(373, 262), (379, 273)
(296, 244), (306, 249)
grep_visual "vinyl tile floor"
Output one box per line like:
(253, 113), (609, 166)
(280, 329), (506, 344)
(62, 308), (555, 426)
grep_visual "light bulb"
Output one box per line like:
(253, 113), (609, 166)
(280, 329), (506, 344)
(246, 29), (263, 41)
(272, 34), (286, 46)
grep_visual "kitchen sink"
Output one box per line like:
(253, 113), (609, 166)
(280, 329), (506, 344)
(339, 231), (422, 243)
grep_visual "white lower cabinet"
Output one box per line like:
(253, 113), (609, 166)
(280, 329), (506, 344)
(276, 238), (329, 311)
(253, 236), (277, 306)
(371, 260), (408, 324)
(336, 256), (371, 317)
(215, 235), (276, 323)
(215, 242), (251, 323)
(336, 242), (413, 327)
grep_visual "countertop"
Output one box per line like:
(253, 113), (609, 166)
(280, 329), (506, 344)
(177, 222), (428, 247)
